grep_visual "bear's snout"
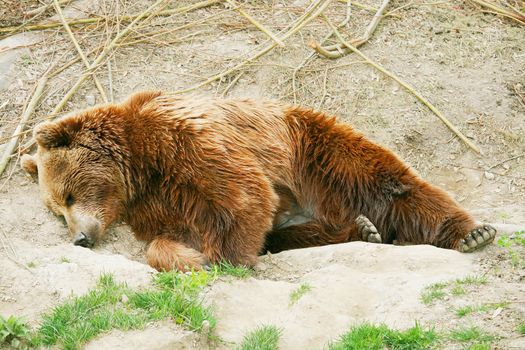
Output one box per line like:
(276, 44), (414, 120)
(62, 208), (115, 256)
(73, 232), (94, 248)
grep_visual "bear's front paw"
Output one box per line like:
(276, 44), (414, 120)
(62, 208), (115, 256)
(355, 215), (382, 244)
(458, 225), (497, 253)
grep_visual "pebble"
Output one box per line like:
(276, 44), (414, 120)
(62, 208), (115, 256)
(484, 171), (495, 180)
(86, 95), (95, 106)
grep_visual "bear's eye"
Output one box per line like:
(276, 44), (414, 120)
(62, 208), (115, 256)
(65, 193), (75, 207)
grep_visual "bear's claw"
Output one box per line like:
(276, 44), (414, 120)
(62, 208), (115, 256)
(459, 225), (496, 252)
(355, 215), (382, 244)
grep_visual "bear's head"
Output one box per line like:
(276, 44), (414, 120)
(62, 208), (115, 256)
(21, 109), (127, 248)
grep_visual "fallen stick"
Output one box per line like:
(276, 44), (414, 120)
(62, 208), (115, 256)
(49, 0), (168, 118)
(53, 0), (108, 103)
(221, 72), (244, 97)
(292, 0), (351, 103)
(323, 16), (482, 154)
(176, 0), (332, 94)
(313, 0), (390, 59)
(468, 0), (525, 25)
(0, 77), (48, 177)
(225, 0), (284, 46)
(0, 0), (223, 35)
(20, 0), (168, 153)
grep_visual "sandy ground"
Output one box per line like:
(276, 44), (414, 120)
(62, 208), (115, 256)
(1, 0), (524, 349)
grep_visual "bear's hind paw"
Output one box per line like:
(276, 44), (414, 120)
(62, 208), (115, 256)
(355, 215), (382, 244)
(458, 225), (497, 253)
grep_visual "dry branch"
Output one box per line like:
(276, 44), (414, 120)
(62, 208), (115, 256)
(225, 0), (284, 46)
(53, 0), (108, 103)
(20, 0), (169, 153)
(0, 77), (48, 177)
(176, 0), (332, 94)
(323, 17), (482, 154)
(468, 0), (525, 25)
(291, 0), (352, 103)
(312, 0), (391, 59)
(0, 0), (222, 36)
(49, 0), (168, 117)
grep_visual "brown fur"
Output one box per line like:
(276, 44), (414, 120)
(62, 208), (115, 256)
(23, 91), (482, 271)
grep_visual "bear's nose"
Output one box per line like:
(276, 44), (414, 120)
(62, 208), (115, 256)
(73, 232), (93, 248)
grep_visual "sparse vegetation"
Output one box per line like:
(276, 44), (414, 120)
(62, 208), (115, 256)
(420, 282), (448, 304)
(466, 343), (491, 350)
(59, 256), (71, 263)
(518, 323), (525, 334)
(328, 322), (437, 350)
(455, 302), (508, 317)
(449, 326), (495, 343)
(3, 263), (251, 350)
(421, 276), (488, 304)
(497, 231), (525, 267)
(289, 283), (312, 305)
(26, 261), (36, 268)
(237, 325), (282, 350)
(0, 315), (32, 349)
(33, 272), (216, 349)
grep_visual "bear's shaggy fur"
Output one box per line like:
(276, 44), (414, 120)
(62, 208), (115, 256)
(22, 91), (495, 271)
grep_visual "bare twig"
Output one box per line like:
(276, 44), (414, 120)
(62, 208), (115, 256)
(20, 0), (169, 153)
(226, 0), (284, 46)
(0, 77), (48, 177)
(468, 0), (525, 25)
(0, 0), (223, 35)
(313, 0), (391, 59)
(50, 0), (168, 117)
(337, 0), (378, 12)
(323, 17), (482, 154)
(221, 72), (244, 97)
(53, 0), (108, 103)
(107, 58), (114, 102)
(487, 153), (524, 170)
(176, 0), (332, 94)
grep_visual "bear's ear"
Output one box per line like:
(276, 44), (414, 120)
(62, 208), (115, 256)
(21, 154), (38, 176)
(33, 118), (82, 149)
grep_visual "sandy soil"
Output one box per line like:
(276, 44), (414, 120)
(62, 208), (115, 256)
(0, 0), (524, 349)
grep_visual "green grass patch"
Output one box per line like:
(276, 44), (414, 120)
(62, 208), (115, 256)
(518, 322), (525, 334)
(328, 322), (437, 350)
(455, 275), (488, 286)
(420, 282), (447, 304)
(5, 262), (251, 349)
(451, 284), (466, 296)
(26, 261), (36, 268)
(31, 264), (250, 350)
(497, 231), (525, 267)
(289, 283), (312, 305)
(421, 276), (488, 304)
(0, 315), (32, 349)
(237, 325), (281, 350)
(449, 326), (495, 343)
(59, 256), (71, 263)
(455, 302), (508, 317)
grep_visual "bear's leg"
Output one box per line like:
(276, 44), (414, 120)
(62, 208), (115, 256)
(264, 220), (359, 254)
(457, 225), (497, 252)
(355, 215), (382, 243)
(146, 236), (209, 271)
(388, 184), (496, 251)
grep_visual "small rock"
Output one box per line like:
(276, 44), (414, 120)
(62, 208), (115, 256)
(86, 95), (95, 106)
(492, 307), (503, 318)
(484, 171), (495, 180)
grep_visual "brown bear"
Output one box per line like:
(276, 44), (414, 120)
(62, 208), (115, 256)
(21, 91), (496, 271)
